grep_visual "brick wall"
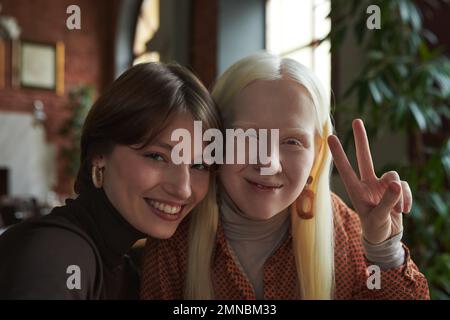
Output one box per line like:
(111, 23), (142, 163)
(0, 0), (219, 197)
(0, 0), (120, 195)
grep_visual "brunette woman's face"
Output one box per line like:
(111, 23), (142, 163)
(94, 112), (210, 239)
(219, 78), (318, 220)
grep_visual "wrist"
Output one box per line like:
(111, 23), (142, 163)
(362, 231), (405, 270)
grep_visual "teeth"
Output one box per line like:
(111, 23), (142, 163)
(148, 199), (182, 215)
(255, 182), (278, 189)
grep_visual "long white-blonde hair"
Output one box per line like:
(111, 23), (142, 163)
(185, 52), (335, 300)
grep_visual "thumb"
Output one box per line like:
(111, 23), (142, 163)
(372, 181), (402, 218)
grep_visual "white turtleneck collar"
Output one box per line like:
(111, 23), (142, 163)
(219, 189), (290, 299)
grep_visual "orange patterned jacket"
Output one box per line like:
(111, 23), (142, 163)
(140, 192), (430, 300)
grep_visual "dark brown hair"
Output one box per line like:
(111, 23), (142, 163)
(74, 62), (222, 194)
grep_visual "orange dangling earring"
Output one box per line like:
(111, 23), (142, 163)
(292, 175), (315, 219)
(291, 122), (328, 220)
(91, 165), (104, 188)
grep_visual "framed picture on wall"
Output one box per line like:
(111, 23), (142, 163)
(19, 40), (64, 95)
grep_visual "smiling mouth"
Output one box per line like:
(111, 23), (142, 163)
(144, 198), (186, 215)
(244, 178), (283, 190)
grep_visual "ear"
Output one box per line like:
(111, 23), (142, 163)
(91, 154), (106, 168)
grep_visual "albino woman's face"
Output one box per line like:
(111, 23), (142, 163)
(219, 78), (318, 220)
(94, 112), (211, 239)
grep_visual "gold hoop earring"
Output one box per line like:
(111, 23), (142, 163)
(292, 175), (315, 219)
(91, 166), (104, 188)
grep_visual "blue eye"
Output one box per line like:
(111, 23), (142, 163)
(144, 152), (165, 161)
(284, 138), (302, 146)
(191, 163), (210, 171)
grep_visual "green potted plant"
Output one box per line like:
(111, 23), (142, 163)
(59, 85), (95, 192)
(326, 0), (450, 299)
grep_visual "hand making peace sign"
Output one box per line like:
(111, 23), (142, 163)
(327, 119), (412, 245)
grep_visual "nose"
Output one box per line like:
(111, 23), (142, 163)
(251, 130), (282, 176)
(253, 154), (282, 176)
(162, 164), (192, 200)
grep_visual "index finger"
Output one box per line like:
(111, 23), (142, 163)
(353, 119), (377, 181)
(327, 135), (360, 190)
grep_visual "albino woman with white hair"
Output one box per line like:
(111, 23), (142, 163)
(140, 52), (429, 300)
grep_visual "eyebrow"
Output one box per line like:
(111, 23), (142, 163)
(282, 128), (312, 137)
(153, 140), (208, 154)
(151, 140), (205, 162)
(153, 141), (176, 151)
(231, 122), (311, 135)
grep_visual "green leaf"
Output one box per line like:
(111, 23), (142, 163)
(407, 1), (422, 31)
(429, 193), (448, 217)
(367, 50), (384, 61)
(442, 140), (450, 177)
(376, 77), (394, 99)
(398, 0), (409, 24)
(436, 105), (450, 119)
(395, 63), (408, 78)
(398, 0), (422, 31)
(422, 29), (438, 45)
(408, 101), (427, 131)
(421, 107), (441, 133)
(368, 80), (383, 104)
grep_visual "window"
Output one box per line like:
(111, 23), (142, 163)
(133, 0), (160, 65)
(266, 0), (331, 102)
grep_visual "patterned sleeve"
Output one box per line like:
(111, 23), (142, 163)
(334, 194), (430, 300)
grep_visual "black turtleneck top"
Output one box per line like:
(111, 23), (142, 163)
(0, 187), (145, 299)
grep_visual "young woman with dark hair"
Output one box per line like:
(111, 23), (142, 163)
(0, 62), (222, 299)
